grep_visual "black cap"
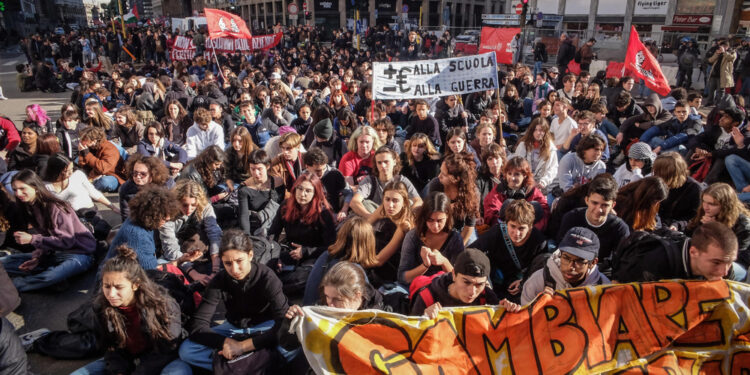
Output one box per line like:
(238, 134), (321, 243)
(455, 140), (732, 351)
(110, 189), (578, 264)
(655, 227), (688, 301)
(453, 248), (491, 278)
(558, 227), (600, 261)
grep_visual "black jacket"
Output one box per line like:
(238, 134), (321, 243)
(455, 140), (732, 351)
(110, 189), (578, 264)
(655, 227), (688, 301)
(410, 272), (499, 316)
(187, 263), (289, 350)
(556, 39), (576, 66)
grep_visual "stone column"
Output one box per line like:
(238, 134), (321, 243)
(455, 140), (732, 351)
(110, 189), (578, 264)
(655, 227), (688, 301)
(340, 0), (346, 31)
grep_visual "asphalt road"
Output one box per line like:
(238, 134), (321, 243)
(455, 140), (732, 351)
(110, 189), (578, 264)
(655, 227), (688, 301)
(0, 49), (122, 375)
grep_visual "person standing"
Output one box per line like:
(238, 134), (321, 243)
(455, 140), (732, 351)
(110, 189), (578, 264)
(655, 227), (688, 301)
(706, 40), (737, 106)
(556, 33), (576, 75)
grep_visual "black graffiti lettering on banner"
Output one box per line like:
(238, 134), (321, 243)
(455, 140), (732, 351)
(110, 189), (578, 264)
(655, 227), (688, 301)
(382, 62), (442, 93)
(450, 77), (496, 92)
(448, 55), (495, 72)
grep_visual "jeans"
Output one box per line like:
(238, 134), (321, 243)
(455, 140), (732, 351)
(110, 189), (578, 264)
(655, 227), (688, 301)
(638, 79), (652, 98)
(523, 98), (534, 117)
(71, 358), (192, 375)
(0, 170), (18, 195)
(2, 252), (93, 292)
(707, 76), (721, 105)
(703, 65), (713, 96)
(732, 262), (747, 282)
(676, 67), (694, 88)
(93, 175), (120, 192)
(725, 154), (750, 203)
(533, 61), (543, 78)
(598, 120), (619, 139)
(179, 320), (296, 370)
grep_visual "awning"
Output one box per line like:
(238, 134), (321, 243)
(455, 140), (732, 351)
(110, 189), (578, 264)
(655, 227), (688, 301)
(661, 26), (701, 32)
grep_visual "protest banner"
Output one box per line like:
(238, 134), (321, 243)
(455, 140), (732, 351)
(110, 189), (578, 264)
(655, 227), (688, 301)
(203, 32), (283, 54)
(478, 27), (520, 65)
(372, 52), (498, 100)
(294, 280), (750, 374)
(170, 35), (196, 61)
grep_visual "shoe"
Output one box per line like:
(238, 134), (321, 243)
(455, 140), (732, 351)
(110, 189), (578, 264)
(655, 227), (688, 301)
(20, 328), (50, 351)
(0, 96), (7, 100)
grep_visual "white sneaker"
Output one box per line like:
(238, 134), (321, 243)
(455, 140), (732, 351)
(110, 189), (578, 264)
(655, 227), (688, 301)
(0, 97), (7, 100)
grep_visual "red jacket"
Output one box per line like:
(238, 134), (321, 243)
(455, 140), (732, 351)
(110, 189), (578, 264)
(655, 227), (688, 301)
(483, 184), (549, 231)
(0, 117), (21, 152)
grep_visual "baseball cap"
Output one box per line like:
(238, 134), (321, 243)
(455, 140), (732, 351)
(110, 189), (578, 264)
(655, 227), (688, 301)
(548, 67), (560, 74)
(453, 248), (491, 278)
(558, 227), (600, 261)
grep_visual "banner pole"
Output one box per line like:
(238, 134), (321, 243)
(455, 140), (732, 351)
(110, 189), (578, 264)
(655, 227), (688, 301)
(496, 87), (506, 148)
(211, 43), (225, 81)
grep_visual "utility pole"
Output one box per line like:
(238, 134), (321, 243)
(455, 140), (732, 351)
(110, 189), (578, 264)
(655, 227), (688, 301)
(117, 0), (126, 37)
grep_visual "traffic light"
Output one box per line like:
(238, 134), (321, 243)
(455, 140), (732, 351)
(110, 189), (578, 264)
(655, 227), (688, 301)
(305, 10), (311, 19)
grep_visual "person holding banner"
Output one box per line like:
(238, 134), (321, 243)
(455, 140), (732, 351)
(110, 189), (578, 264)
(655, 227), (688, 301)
(521, 226), (610, 305)
(411, 248), (521, 318)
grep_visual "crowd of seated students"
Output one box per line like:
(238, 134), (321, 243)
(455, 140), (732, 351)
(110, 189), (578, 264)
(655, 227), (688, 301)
(1, 51), (749, 374)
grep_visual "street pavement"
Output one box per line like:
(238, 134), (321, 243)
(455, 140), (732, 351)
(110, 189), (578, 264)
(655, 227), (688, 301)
(0, 49), (122, 375)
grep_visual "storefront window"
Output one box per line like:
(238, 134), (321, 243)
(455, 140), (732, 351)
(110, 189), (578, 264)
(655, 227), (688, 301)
(594, 23), (623, 46)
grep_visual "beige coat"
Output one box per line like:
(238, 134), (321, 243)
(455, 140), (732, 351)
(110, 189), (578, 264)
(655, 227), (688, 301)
(708, 50), (737, 88)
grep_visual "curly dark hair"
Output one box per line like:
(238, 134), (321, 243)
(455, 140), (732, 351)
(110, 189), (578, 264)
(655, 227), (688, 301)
(95, 245), (174, 349)
(128, 186), (179, 230)
(442, 152), (479, 223)
(190, 145), (226, 188)
(125, 154), (170, 186)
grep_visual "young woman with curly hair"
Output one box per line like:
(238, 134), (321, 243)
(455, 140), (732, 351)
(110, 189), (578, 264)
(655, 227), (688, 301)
(159, 179), (223, 285)
(687, 183), (750, 279)
(0, 169), (97, 292)
(178, 145), (228, 203)
(118, 154), (173, 222)
(483, 156), (549, 230)
(112, 105), (145, 154)
(397, 191), (465, 285)
(426, 152), (481, 244)
(71, 245), (190, 375)
(105, 186), (180, 270)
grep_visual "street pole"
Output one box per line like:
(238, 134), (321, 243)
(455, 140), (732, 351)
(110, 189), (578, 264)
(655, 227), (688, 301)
(117, 0), (126, 37)
(356, 9), (360, 51)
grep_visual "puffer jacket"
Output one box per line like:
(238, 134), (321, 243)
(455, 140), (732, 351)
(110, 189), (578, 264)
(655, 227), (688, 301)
(521, 250), (610, 305)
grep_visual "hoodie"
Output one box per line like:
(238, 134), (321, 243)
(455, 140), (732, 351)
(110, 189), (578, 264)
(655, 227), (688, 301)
(619, 93), (673, 135)
(520, 250), (610, 305)
(410, 272), (500, 316)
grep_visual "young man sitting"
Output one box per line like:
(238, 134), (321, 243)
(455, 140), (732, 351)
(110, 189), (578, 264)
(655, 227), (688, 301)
(638, 100), (702, 155)
(556, 173), (629, 271)
(411, 248), (521, 318)
(521, 226), (610, 305)
(469, 200), (548, 301)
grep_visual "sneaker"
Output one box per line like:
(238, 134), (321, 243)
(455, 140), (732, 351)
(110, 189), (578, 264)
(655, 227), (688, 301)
(20, 328), (50, 351)
(0, 96), (7, 100)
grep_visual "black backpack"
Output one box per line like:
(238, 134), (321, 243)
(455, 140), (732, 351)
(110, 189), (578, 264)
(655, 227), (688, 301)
(251, 235), (281, 268)
(610, 230), (687, 283)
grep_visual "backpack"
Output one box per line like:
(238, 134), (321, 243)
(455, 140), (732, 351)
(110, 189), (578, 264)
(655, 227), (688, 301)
(679, 51), (696, 68)
(574, 48), (582, 63)
(610, 230), (686, 283)
(251, 235), (281, 268)
(146, 264), (202, 323)
(33, 302), (103, 359)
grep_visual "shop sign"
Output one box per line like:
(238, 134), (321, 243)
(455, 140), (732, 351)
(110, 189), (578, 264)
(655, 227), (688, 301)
(672, 14), (713, 24)
(634, 0), (668, 15)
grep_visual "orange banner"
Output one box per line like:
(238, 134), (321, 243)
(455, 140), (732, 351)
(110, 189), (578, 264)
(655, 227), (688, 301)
(294, 280), (750, 374)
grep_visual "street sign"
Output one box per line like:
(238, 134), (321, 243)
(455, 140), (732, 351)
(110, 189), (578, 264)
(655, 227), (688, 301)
(515, 3), (523, 15)
(403, 4), (408, 12)
(287, 3), (298, 14)
(289, 14), (298, 19)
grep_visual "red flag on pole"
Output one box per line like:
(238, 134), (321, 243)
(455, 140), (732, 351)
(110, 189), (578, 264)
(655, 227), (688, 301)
(204, 8), (252, 40)
(624, 26), (671, 96)
(478, 27), (520, 65)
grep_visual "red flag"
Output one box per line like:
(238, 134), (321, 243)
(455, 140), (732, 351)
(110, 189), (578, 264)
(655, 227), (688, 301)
(624, 26), (671, 96)
(478, 27), (520, 65)
(204, 8), (252, 40)
(132, 5), (139, 20)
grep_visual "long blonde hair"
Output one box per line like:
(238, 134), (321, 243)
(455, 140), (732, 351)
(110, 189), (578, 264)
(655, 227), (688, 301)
(173, 179), (210, 221)
(690, 183), (750, 230)
(327, 216), (378, 268)
(403, 133), (440, 166)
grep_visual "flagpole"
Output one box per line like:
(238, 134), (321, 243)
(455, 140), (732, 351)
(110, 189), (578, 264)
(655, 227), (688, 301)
(210, 41), (225, 81)
(117, 0), (127, 38)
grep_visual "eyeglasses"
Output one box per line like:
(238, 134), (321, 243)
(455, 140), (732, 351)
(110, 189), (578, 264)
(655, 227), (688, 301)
(132, 171), (149, 178)
(560, 254), (590, 268)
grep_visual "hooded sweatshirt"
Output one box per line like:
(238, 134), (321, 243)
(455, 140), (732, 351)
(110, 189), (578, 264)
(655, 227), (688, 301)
(520, 250), (610, 305)
(619, 93), (673, 134)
